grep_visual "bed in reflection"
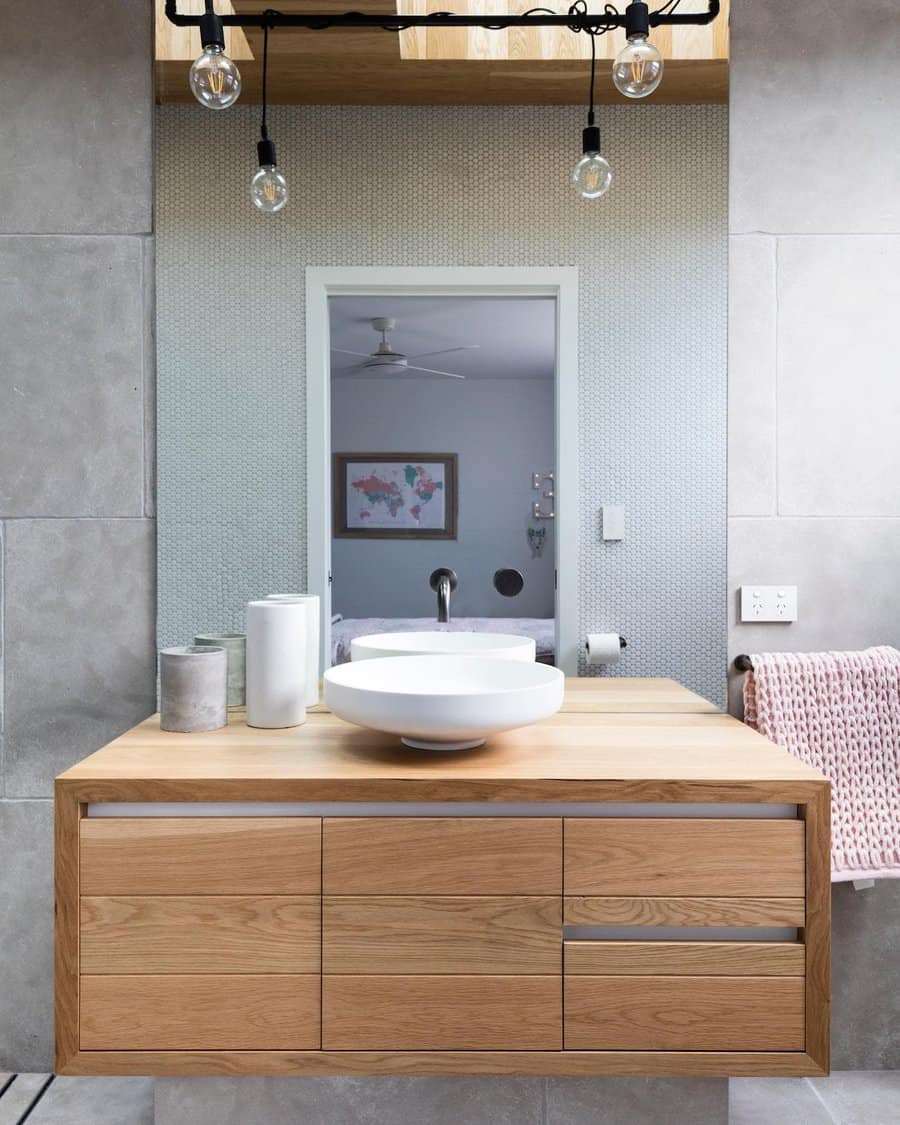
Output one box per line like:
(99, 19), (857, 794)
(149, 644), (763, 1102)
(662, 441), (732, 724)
(331, 616), (556, 666)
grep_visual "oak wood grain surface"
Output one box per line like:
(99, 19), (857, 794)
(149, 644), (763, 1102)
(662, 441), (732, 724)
(564, 819), (806, 897)
(323, 975), (561, 1050)
(80, 818), (321, 895)
(324, 895), (561, 974)
(564, 940), (805, 977)
(81, 895), (321, 974)
(323, 817), (562, 894)
(563, 895), (807, 928)
(80, 975), (321, 1050)
(565, 976), (806, 1051)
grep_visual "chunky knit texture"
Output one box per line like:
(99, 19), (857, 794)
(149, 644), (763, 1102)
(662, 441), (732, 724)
(744, 647), (900, 882)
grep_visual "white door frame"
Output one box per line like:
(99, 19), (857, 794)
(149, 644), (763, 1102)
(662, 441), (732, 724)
(305, 266), (580, 675)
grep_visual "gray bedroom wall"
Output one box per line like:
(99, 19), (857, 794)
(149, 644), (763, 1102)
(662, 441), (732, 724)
(331, 376), (555, 619)
(156, 103), (728, 703)
(728, 0), (900, 1069)
(0, 0), (157, 1071)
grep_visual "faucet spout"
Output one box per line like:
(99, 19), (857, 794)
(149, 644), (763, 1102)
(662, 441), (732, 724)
(437, 576), (451, 623)
(429, 568), (458, 625)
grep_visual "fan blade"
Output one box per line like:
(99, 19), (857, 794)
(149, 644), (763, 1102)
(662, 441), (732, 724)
(405, 364), (466, 380)
(331, 348), (373, 359)
(408, 345), (480, 361)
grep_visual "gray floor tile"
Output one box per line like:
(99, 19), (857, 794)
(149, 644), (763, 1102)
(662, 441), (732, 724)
(809, 1072), (900, 1125)
(729, 1078), (834, 1125)
(27, 1077), (154, 1125)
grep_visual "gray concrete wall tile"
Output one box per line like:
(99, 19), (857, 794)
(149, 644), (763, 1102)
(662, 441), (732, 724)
(0, 0), (152, 235)
(3, 519), (156, 797)
(546, 1077), (728, 1124)
(0, 237), (146, 518)
(831, 882), (900, 1070)
(730, 0), (900, 235)
(727, 517), (900, 713)
(0, 802), (54, 1072)
(728, 235), (777, 515)
(154, 1077), (544, 1125)
(777, 236), (900, 516)
(27, 1076), (154, 1125)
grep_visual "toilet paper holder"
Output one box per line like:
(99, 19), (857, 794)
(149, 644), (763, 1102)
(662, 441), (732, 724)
(586, 636), (627, 653)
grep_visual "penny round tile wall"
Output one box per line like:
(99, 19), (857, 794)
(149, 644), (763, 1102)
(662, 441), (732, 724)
(157, 104), (727, 703)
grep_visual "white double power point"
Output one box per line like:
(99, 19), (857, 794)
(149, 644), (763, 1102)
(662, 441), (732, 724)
(740, 585), (799, 623)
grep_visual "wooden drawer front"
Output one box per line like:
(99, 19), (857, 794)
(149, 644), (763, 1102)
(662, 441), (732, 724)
(565, 976), (805, 1051)
(81, 896), (321, 974)
(324, 896), (561, 974)
(80, 818), (321, 895)
(80, 975), (320, 1049)
(324, 818), (561, 894)
(564, 819), (805, 897)
(564, 895), (806, 928)
(565, 940), (805, 977)
(323, 976), (561, 1050)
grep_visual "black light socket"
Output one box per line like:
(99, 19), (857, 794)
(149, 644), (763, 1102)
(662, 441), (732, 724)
(624, 1), (650, 39)
(199, 5), (226, 49)
(582, 125), (601, 154)
(257, 137), (277, 167)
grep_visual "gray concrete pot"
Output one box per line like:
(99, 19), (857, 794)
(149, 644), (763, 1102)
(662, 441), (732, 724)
(159, 645), (227, 732)
(194, 633), (246, 707)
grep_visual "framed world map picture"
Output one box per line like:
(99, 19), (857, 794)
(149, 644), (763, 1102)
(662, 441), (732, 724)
(333, 453), (458, 539)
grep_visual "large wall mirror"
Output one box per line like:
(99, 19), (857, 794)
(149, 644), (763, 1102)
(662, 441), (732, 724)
(156, 100), (727, 701)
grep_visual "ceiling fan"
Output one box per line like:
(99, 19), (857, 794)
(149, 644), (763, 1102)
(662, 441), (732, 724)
(331, 317), (479, 380)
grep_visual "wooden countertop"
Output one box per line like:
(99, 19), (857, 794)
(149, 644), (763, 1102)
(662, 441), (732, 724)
(57, 678), (826, 804)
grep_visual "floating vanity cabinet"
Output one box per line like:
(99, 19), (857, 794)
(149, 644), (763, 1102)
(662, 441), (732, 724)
(55, 677), (830, 1078)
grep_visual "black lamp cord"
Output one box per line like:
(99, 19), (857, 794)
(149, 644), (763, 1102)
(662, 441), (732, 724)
(261, 16), (271, 143)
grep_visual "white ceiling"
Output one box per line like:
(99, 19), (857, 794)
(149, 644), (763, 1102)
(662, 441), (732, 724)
(328, 295), (556, 381)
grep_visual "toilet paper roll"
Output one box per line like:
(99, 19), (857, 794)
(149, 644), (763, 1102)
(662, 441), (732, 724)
(246, 600), (307, 728)
(586, 632), (623, 666)
(265, 594), (320, 706)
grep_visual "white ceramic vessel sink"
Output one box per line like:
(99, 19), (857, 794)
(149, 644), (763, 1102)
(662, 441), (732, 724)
(351, 630), (536, 663)
(324, 654), (564, 751)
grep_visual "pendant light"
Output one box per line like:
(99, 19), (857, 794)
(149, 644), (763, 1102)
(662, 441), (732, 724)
(189, 0), (242, 109)
(572, 27), (612, 200)
(250, 19), (288, 213)
(612, 1), (664, 98)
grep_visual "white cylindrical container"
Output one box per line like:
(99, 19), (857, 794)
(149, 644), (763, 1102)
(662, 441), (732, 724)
(265, 594), (320, 706)
(246, 600), (307, 728)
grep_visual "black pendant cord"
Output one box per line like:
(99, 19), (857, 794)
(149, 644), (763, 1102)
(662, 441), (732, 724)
(257, 12), (278, 166)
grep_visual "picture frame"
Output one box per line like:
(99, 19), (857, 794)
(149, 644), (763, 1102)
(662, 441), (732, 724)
(333, 453), (458, 539)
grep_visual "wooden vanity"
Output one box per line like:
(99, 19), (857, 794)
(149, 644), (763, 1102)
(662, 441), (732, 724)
(55, 678), (830, 1078)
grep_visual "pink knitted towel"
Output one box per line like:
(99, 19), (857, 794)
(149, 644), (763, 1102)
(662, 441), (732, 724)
(744, 646), (900, 882)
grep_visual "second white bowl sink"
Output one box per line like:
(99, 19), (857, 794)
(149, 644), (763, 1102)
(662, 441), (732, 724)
(351, 630), (536, 663)
(324, 654), (564, 751)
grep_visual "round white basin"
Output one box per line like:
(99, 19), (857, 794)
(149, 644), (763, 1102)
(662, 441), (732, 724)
(324, 654), (564, 751)
(350, 630), (536, 663)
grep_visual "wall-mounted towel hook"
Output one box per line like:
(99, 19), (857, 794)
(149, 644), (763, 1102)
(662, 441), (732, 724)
(734, 654), (754, 672)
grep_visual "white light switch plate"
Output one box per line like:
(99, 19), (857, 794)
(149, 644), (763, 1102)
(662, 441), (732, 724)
(740, 585), (799, 623)
(601, 505), (625, 540)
